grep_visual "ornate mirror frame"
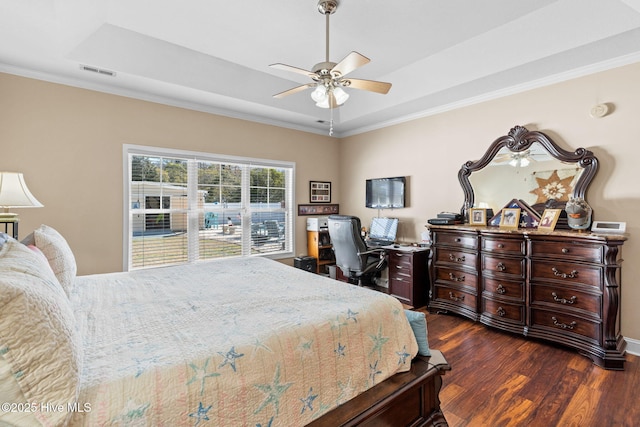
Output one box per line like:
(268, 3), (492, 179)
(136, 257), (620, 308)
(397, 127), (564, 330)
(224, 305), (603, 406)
(458, 125), (599, 214)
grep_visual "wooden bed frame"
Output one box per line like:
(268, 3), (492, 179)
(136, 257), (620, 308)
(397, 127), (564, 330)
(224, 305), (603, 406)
(308, 350), (451, 427)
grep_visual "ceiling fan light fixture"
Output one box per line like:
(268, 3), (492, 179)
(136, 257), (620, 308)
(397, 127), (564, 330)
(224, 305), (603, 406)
(333, 86), (349, 105)
(311, 85), (328, 103)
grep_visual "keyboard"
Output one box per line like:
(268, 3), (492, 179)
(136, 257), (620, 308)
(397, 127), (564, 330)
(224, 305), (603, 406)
(367, 239), (394, 247)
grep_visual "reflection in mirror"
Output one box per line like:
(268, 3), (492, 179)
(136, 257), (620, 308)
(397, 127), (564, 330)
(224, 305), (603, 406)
(459, 126), (598, 218)
(469, 143), (583, 213)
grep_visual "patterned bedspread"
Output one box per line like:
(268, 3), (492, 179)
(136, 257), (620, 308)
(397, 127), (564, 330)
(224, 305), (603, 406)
(68, 257), (418, 426)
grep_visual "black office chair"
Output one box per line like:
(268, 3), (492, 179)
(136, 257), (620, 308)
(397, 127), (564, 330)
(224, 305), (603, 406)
(327, 215), (387, 286)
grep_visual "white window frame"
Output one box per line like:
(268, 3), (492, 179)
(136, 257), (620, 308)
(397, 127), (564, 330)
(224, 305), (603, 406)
(123, 144), (295, 270)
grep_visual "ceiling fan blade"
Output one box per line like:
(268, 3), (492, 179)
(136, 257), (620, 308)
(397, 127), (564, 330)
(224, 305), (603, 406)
(342, 78), (391, 94)
(270, 63), (316, 79)
(331, 51), (370, 77)
(273, 84), (315, 99)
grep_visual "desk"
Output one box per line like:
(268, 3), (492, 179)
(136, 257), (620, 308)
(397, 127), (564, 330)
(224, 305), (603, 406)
(1, 219), (18, 239)
(386, 245), (430, 308)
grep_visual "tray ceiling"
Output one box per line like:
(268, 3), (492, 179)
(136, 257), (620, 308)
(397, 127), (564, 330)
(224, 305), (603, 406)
(2, 0), (640, 137)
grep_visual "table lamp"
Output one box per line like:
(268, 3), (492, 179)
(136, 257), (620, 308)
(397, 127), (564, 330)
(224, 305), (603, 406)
(0, 172), (44, 219)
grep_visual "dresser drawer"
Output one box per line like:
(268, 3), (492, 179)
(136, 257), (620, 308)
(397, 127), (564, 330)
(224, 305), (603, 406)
(433, 231), (477, 249)
(434, 248), (477, 269)
(434, 266), (478, 290)
(529, 260), (602, 288)
(529, 240), (603, 263)
(482, 277), (524, 301)
(434, 285), (477, 311)
(530, 308), (601, 343)
(482, 236), (526, 255)
(530, 284), (601, 318)
(482, 254), (525, 278)
(482, 298), (525, 325)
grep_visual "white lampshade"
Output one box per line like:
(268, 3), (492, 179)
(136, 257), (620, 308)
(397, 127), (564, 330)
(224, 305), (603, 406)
(0, 172), (44, 218)
(313, 85), (349, 109)
(311, 85), (328, 104)
(332, 86), (349, 105)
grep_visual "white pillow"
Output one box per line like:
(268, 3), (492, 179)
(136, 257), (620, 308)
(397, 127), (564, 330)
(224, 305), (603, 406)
(0, 240), (82, 427)
(33, 224), (77, 295)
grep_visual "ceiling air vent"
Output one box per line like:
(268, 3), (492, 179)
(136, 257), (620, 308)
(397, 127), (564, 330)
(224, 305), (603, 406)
(80, 64), (116, 77)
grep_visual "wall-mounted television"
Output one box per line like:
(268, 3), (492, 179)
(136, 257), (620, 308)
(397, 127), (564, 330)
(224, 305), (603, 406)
(365, 176), (406, 209)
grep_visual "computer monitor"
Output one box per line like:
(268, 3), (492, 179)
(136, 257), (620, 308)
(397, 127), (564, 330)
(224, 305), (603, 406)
(368, 217), (398, 242)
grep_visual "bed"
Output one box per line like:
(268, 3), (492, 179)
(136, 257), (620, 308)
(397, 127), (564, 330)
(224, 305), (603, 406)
(0, 226), (449, 426)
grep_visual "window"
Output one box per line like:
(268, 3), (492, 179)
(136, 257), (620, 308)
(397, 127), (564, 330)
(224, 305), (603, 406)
(124, 145), (294, 270)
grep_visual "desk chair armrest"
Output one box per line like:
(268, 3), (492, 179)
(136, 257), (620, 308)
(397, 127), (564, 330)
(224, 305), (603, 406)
(358, 248), (387, 270)
(357, 248), (386, 257)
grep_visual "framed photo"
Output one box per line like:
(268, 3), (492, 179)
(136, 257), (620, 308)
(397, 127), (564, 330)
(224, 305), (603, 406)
(297, 204), (339, 216)
(310, 181), (331, 203)
(538, 209), (562, 232)
(469, 208), (487, 226)
(499, 208), (521, 230)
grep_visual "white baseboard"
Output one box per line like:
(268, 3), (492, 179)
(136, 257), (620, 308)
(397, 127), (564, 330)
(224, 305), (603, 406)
(625, 337), (640, 356)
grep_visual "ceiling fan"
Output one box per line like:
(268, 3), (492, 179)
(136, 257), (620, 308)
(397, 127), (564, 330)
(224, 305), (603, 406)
(270, 0), (391, 109)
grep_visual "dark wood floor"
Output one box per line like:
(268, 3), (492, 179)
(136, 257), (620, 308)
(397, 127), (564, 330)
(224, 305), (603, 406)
(421, 309), (640, 427)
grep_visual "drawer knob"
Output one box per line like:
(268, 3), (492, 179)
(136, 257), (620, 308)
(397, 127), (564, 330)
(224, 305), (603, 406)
(552, 317), (577, 330)
(497, 307), (506, 317)
(455, 238), (461, 243)
(496, 262), (506, 272)
(449, 253), (466, 262)
(448, 291), (465, 302)
(496, 284), (506, 294)
(448, 272), (465, 282)
(551, 267), (579, 279)
(552, 292), (577, 305)
(497, 243), (504, 249)
(562, 248), (570, 254)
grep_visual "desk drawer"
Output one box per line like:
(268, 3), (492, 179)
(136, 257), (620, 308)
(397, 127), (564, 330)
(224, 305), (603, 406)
(388, 250), (415, 267)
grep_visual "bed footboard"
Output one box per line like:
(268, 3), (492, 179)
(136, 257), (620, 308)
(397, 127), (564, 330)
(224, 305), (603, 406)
(308, 350), (450, 427)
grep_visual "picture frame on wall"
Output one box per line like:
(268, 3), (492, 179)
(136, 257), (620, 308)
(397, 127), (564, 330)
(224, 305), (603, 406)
(538, 208), (562, 232)
(499, 208), (521, 230)
(297, 204), (339, 216)
(310, 181), (331, 203)
(469, 208), (487, 226)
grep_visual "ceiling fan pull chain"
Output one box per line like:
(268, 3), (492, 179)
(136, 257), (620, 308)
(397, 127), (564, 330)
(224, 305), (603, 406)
(329, 107), (334, 136)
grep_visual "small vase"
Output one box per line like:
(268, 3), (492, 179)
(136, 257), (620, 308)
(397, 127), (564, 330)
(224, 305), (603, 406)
(565, 197), (592, 231)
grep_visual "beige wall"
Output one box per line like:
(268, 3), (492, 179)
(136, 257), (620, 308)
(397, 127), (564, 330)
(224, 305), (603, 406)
(339, 61), (640, 342)
(0, 73), (338, 274)
(2, 61), (639, 343)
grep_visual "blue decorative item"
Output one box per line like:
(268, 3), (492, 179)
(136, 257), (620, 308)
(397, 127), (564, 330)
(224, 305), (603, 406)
(488, 199), (541, 228)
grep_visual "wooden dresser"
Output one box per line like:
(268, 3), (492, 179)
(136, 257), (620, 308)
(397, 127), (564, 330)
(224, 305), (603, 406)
(428, 224), (627, 370)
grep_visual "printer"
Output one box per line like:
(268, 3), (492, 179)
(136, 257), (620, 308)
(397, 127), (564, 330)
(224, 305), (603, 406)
(306, 216), (328, 231)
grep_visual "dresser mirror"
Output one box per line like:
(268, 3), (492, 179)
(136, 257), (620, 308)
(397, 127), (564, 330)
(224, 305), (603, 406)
(459, 125), (598, 215)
